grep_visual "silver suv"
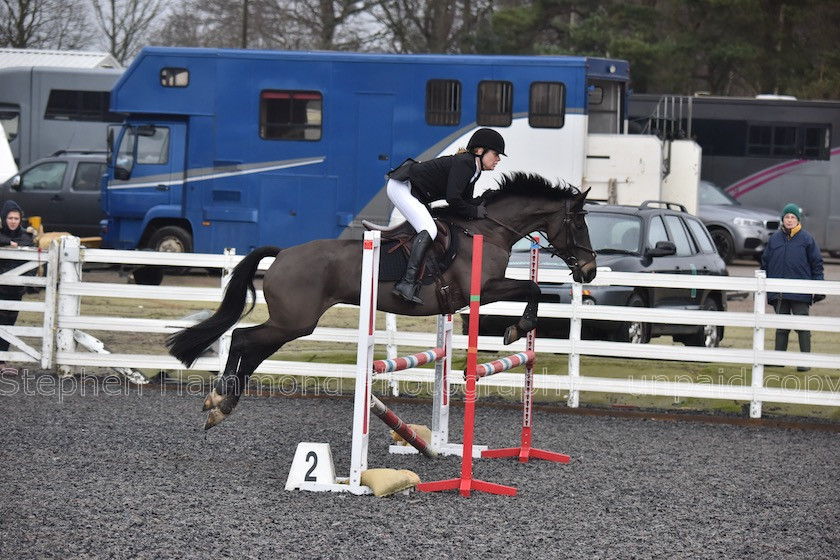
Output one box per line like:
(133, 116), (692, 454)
(697, 180), (780, 264)
(0, 150), (106, 238)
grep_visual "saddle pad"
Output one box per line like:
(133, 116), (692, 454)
(378, 240), (437, 285)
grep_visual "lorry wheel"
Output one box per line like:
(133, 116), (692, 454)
(145, 226), (193, 279)
(148, 226), (193, 253)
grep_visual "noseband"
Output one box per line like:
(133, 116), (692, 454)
(554, 198), (597, 275)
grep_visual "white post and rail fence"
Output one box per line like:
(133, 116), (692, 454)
(1, 236), (838, 419)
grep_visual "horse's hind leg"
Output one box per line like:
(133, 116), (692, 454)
(203, 323), (292, 430)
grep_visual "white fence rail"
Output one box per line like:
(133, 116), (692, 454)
(2, 236), (838, 418)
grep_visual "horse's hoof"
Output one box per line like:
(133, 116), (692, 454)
(202, 389), (224, 411)
(205, 408), (227, 430)
(503, 325), (520, 345)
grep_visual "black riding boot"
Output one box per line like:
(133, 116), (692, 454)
(797, 330), (811, 371)
(393, 231), (433, 304)
(775, 330), (789, 352)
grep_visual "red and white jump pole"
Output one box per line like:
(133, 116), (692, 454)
(481, 238), (570, 464)
(417, 234), (518, 497)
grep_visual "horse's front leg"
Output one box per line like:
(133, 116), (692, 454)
(480, 278), (541, 345)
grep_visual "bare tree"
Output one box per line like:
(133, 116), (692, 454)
(268, 0), (383, 50)
(372, 0), (493, 53)
(153, 0), (385, 52)
(1, 0), (95, 49)
(89, 0), (166, 64)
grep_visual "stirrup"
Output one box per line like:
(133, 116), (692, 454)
(393, 280), (423, 304)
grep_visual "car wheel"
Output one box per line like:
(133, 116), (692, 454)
(684, 298), (721, 347)
(615, 293), (650, 344)
(710, 228), (735, 264)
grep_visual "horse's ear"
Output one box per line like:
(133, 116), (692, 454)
(575, 187), (592, 203)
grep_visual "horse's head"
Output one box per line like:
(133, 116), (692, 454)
(480, 173), (597, 284)
(544, 187), (597, 284)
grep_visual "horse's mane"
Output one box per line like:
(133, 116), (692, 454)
(432, 172), (579, 219)
(482, 172), (579, 204)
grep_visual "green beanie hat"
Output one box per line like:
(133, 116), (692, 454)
(781, 203), (801, 222)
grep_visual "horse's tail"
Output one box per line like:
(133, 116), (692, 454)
(166, 246), (281, 367)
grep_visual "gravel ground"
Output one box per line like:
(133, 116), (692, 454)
(1, 372), (838, 560)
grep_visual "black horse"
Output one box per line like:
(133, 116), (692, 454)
(168, 172), (597, 429)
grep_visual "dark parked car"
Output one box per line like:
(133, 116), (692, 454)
(471, 201), (728, 347)
(0, 150), (106, 237)
(697, 180), (780, 264)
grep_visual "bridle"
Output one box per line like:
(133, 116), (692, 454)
(484, 197), (596, 275)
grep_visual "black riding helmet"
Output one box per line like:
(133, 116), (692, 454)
(467, 128), (506, 156)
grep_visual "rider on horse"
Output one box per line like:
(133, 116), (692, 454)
(386, 128), (506, 304)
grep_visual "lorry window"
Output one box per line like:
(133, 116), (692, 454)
(116, 129), (136, 171)
(73, 162), (106, 192)
(0, 109), (19, 141)
(160, 68), (189, 87)
(529, 82), (565, 128)
(20, 161), (67, 192)
(426, 79), (461, 126)
(259, 90), (322, 141)
(44, 90), (122, 122)
(803, 126), (829, 159)
(477, 81), (512, 127)
(137, 127), (169, 164)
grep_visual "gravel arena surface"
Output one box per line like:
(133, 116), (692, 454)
(1, 373), (838, 559)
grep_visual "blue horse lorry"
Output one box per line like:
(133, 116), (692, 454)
(101, 47), (699, 256)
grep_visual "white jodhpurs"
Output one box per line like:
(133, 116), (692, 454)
(386, 178), (437, 240)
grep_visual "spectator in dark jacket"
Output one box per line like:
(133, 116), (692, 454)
(760, 203), (824, 371)
(0, 199), (35, 372)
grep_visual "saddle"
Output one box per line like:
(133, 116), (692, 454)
(362, 219), (461, 310)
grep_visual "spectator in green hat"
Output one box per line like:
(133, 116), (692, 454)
(760, 203), (824, 371)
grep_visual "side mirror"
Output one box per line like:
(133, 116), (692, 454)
(10, 175), (21, 190)
(114, 166), (130, 180)
(646, 240), (676, 257)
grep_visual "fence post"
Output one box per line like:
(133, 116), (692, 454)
(751, 270), (767, 418)
(56, 236), (81, 377)
(567, 282), (582, 408)
(385, 312), (398, 395)
(39, 239), (61, 369)
(217, 248), (237, 375)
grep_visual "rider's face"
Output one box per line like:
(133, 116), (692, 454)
(480, 149), (501, 171)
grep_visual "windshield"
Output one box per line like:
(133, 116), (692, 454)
(698, 180), (739, 206)
(587, 213), (642, 254)
(511, 212), (642, 255)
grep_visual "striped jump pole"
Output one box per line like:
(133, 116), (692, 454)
(371, 396), (437, 458)
(481, 237), (570, 464)
(373, 346), (446, 374)
(381, 314), (487, 459)
(417, 234), (517, 497)
(476, 350), (535, 379)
